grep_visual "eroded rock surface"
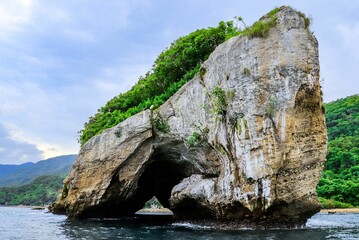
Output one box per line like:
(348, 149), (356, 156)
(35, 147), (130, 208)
(50, 7), (327, 227)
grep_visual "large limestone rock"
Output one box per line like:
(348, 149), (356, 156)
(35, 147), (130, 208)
(50, 7), (327, 227)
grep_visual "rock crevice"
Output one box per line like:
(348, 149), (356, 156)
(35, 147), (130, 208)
(50, 7), (327, 227)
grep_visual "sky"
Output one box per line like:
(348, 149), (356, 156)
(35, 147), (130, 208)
(0, 0), (358, 164)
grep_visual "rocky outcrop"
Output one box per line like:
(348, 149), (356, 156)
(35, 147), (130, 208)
(50, 7), (327, 228)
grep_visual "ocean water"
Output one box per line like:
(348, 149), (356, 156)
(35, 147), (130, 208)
(0, 207), (358, 240)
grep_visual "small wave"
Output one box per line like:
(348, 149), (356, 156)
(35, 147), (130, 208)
(171, 222), (212, 230)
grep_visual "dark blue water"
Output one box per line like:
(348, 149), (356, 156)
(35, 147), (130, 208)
(1, 207), (358, 239)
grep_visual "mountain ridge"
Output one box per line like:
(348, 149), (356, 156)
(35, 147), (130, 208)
(0, 154), (77, 186)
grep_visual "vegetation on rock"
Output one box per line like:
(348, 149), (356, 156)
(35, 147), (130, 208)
(153, 115), (170, 133)
(78, 20), (243, 145)
(78, 7), (291, 145)
(4, 93), (357, 208)
(243, 8), (279, 38)
(318, 94), (359, 208)
(210, 86), (228, 117)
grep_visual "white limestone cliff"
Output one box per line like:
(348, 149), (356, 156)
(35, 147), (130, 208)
(50, 6), (327, 228)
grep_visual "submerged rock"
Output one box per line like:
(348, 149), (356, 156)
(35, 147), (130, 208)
(50, 6), (327, 228)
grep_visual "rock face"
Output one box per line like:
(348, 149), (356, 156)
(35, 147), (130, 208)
(50, 7), (327, 227)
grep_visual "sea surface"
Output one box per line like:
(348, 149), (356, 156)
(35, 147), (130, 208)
(0, 207), (358, 240)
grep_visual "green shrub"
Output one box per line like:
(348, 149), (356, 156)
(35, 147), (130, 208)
(78, 7), (297, 145)
(297, 11), (311, 28)
(186, 131), (202, 147)
(243, 8), (279, 38)
(243, 68), (250, 76)
(144, 196), (163, 209)
(153, 115), (170, 133)
(266, 95), (277, 119)
(211, 86), (228, 116)
(78, 20), (243, 145)
(319, 197), (354, 209)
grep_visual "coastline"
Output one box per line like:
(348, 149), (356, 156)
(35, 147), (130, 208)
(2, 205), (359, 214)
(320, 208), (359, 213)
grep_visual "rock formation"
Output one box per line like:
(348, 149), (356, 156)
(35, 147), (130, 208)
(50, 6), (327, 228)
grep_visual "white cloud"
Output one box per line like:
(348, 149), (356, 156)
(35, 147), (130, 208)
(0, 0), (358, 164)
(0, 123), (44, 164)
(0, 0), (33, 41)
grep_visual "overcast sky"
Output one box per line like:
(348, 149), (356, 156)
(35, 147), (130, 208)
(0, 0), (358, 164)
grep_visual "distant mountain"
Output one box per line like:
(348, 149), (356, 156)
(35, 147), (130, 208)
(0, 162), (33, 178)
(0, 154), (77, 186)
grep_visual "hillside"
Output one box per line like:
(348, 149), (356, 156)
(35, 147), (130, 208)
(318, 94), (359, 207)
(0, 155), (76, 187)
(0, 162), (33, 178)
(0, 175), (65, 206)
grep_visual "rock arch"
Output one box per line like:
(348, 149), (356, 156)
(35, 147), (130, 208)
(50, 7), (327, 228)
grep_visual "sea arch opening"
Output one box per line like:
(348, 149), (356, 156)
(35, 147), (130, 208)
(79, 142), (202, 219)
(135, 147), (201, 211)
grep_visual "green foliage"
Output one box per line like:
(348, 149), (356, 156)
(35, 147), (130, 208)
(186, 131), (202, 148)
(143, 196), (163, 209)
(243, 67), (250, 76)
(297, 11), (311, 28)
(79, 19), (243, 145)
(317, 94), (359, 207)
(317, 170), (359, 206)
(199, 67), (207, 79)
(304, 17), (311, 28)
(243, 8), (279, 38)
(266, 95), (278, 119)
(153, 115), (170, 133)
(325, 94), (359, 140)
(319, 197), (354, 209)
(0, 175), (65, 206)
(326, 136), (359, 174)
(78, 7), (296, 145)
(211, 86), (228, 116)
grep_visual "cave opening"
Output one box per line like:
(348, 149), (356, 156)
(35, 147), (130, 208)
(135, 150), (199, 211)
(79, 147), (201, 219)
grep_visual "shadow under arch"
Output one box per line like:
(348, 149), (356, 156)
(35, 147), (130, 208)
(78, 141), (203, 219)
(137, 148), (200, 209)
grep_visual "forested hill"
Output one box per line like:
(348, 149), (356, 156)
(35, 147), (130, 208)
(0, 175), (65, 206)
(0, 155), (77, 187)
(318, 94), (359, 207)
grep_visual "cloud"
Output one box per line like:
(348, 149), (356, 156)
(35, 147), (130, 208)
(0, 80), (80, 160)
(0, 0), (358, 164)
(0, 0), (33, 41)
(0, 124), (44, 164)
